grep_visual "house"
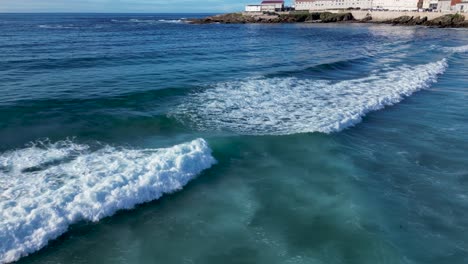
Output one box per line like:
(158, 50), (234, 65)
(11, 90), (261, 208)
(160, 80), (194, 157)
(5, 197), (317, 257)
(437, 0), (452, 11)
(422, 0), (439, 10)
(245, 5), (262, 12)
(454, 0), (468, 12)
(261, 0), (285, 12)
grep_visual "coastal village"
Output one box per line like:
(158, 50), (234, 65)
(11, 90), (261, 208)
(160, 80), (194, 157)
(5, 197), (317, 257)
(245, 0), (468, 12)
(191, 0), (468, 27)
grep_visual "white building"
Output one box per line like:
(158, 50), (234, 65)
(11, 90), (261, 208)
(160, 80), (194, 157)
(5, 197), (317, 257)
(372, 0), (421, 11)
(454, 1), (468, 12)
(245, 5), (262, 12)
(422, 0), (439, 9)
(261, 0), (285, 11)
(437, 0), (452, 11)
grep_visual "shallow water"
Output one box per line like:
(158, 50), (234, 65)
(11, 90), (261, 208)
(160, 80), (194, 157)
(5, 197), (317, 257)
(0, 13), (467, 264)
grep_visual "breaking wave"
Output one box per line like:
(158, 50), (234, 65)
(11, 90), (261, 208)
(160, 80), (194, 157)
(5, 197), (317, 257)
(38, 24), (75, 29)
(0, 139), (215, 263)
(158, 19), (184, 23)
(444, 44), (468, 54)
(173, 60), (448, 135)
(111, 19), (185, 24)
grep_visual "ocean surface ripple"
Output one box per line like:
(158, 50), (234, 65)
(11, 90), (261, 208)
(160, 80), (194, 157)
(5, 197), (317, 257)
(0, 13), (468, 264)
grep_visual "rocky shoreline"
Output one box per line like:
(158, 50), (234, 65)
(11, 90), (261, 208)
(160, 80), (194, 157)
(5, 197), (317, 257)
(189, 12), (468, 28)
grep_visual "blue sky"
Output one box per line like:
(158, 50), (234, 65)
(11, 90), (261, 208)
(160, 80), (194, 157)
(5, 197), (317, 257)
(0, 0), (292, 13)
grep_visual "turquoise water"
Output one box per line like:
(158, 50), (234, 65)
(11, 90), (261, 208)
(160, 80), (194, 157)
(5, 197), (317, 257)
(1, 14), (468, 264)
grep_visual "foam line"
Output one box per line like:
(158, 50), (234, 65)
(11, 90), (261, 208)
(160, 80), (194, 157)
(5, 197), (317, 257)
(173, 60), (447, 135)
(444, 45), (468, 53)
(0, 139), (215, 263)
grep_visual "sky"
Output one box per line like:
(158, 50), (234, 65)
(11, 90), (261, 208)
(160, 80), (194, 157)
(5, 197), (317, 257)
(0, 0), (292, 13)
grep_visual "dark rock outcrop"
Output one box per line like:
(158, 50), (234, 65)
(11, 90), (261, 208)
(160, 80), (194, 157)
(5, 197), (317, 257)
(359, 15), (373, 22)
(189, 12), (355, 24)
(386, 14), (466, 27)
(388, 15), (428, 25)
(424, 14), (466, 27)
(319, 12), (354, 22)
(190, 13), (255, 24)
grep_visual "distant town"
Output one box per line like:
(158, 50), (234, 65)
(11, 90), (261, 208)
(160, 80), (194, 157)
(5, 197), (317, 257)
(191, 0), (468, 27)
(245, 0), (467, 12)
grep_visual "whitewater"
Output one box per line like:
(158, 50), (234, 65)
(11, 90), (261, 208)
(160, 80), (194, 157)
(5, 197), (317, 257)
(174, 59), (448, 135)
(0, 139), (216, 263)
(1, 14), (468, 264)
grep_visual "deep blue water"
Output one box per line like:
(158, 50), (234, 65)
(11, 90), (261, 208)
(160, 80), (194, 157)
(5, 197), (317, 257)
(0, 13), (468, 264)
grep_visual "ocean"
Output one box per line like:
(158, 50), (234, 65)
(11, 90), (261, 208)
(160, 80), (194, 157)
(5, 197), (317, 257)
(0, 13), (468, 264)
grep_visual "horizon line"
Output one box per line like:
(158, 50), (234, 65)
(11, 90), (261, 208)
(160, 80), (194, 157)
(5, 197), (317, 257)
(0, 12), (225, 14)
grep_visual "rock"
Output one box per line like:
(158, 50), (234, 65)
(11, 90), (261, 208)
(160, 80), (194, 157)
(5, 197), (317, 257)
(414, 16), (428, 25)
(189, 12), (467, 28)
(381, 14), (462, 27)
(360, 15), (372, 22)
(189, 12), (354, 24)
(319, 12), (354, 23)
(424, 14), (465, 27)
(279, 13), (309, 23)
(457, 20), (468, 28)
(391, 15), (413, 24)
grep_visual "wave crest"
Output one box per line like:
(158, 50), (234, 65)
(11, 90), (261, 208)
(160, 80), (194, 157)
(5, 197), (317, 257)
(444, 45), (468, 54)
(173, 60), (447, 135)
(0, 139), (215, 263)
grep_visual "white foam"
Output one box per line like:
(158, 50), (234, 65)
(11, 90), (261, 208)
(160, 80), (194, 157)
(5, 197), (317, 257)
(129, 18), (144, 23)
(157, 19), (183, 23)
(444, 45), (468, 53)
(173, 60), (447, 135)
(128, 19), (159, 23)
(125, 19), (184, 24)
(0, 139), (215, 264)
(38, 25), (74, 29)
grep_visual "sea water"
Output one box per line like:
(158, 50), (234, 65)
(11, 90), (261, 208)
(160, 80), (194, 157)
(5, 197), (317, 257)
(0, 13), (467, 264)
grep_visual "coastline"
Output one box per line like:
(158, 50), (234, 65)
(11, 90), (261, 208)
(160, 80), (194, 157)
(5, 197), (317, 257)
(189, 11), (468, 28)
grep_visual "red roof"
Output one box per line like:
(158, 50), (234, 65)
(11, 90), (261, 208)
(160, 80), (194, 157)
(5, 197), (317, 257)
(261, 0), (284, 4)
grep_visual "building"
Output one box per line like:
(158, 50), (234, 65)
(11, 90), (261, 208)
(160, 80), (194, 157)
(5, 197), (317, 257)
(437, 0), (452, 11)
(295, 0), (373, 11)
(454, 0), (468, 12)
(245, 5), (262, 12)
(261, 0), (285, 11)
(295, 0), (424, 11)
(422, 0), (439, 10)
(372, 0), (422, 11)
